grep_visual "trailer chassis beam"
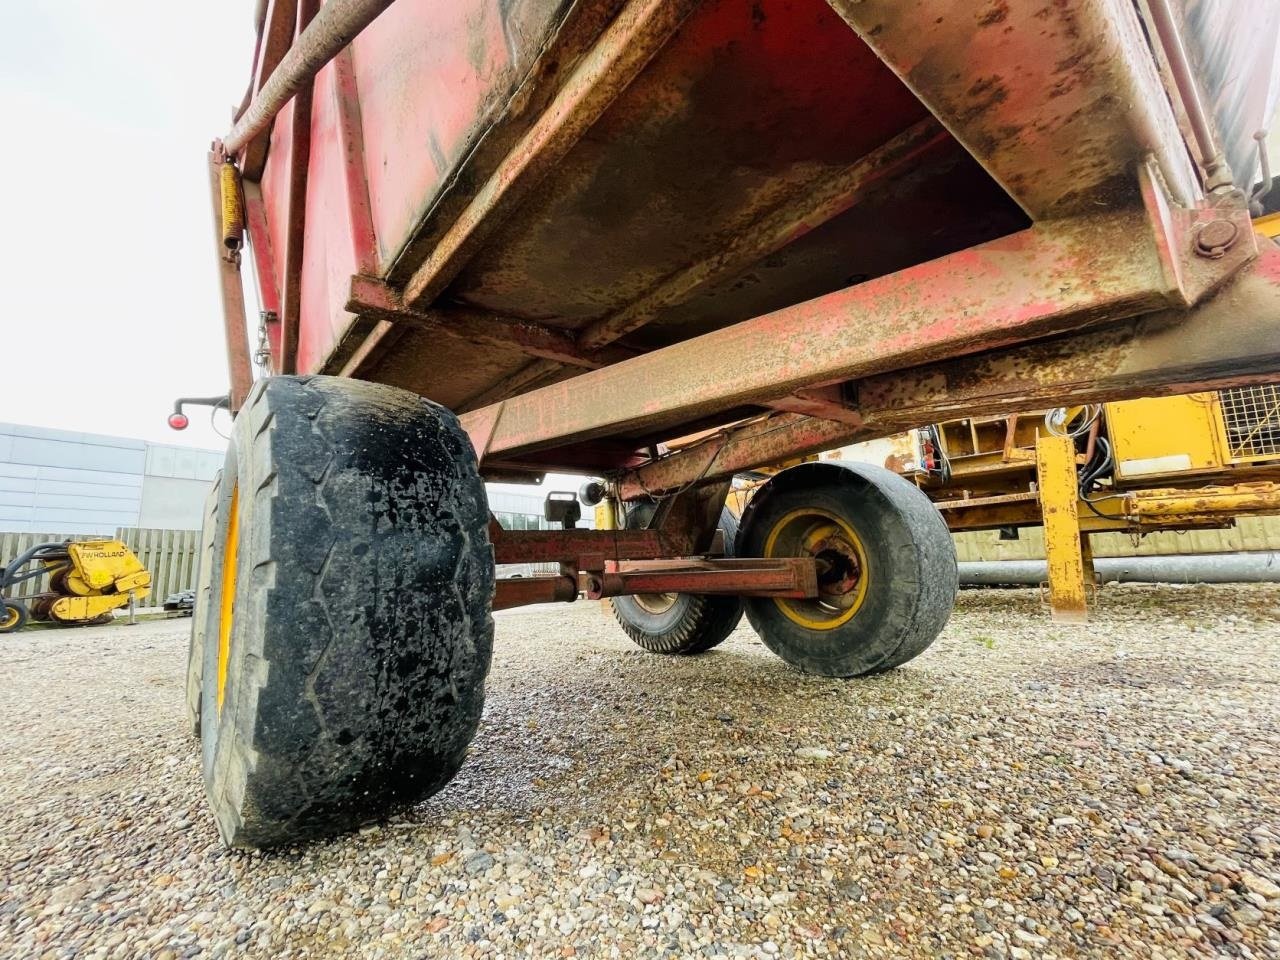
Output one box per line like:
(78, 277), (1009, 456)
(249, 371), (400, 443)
(460, 169), (1256, 468)
(615, 241), (1280, 499)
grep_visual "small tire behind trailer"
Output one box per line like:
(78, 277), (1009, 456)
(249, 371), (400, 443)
(737, 462), (956, 677)
(196, 375), (495, 849)
(610, 505), (744, 655)
(185, 475), (221, 738)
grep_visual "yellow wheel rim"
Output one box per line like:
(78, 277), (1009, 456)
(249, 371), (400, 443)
(216, 484), (240, 713)
(763, 507), (870, 630)
(1, 605), (20, 630)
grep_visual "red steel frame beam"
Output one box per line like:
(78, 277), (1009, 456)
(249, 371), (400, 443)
(492, 557), (818, 611)
(586, 558), (818, 601)
(240, 0), (300, 180)
(277, 0), (319, 377)
(460, 184), (1255, 464)
(615, 242), (1280, 499)
(448, 117), (952, 413)
(346, 277), (636, 370)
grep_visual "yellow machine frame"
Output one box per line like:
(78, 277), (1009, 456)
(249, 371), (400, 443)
(884, 384), (1280, 621)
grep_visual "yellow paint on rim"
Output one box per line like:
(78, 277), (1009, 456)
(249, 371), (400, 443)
(216, 484), (240, 713)
(763, 507), (870, 631)
(1, 605), (20, 629)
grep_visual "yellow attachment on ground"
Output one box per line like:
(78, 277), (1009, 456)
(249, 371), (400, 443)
(66, 540), (151, 599)
(28, 539), (153, 626)
(48, 592), (133, 623)
(220, 160), (244, 251)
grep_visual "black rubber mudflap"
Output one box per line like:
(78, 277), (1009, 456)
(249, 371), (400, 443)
(198, 376), (494, 848)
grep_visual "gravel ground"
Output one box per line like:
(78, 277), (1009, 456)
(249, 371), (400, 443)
(1, 584), (1278, 959)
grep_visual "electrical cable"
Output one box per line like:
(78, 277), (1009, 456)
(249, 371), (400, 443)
(1077, 436), (1123, 518)
(1045, 404), (1102, 439)
(211, 403), (232, 441)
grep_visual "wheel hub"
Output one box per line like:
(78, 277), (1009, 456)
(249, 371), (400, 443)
(631, 592), (678, 616)
(763, 508), (870, 630)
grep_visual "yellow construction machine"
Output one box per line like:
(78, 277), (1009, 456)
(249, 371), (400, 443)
(835, 384), (1280, 622)
(0, 540), (152, 632)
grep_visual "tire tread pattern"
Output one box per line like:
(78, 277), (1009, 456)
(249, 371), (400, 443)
(201, 376), (494, 848)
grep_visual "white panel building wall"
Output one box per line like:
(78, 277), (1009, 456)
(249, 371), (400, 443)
(0, 424), (146, 534)
(0, 424), (224, 534)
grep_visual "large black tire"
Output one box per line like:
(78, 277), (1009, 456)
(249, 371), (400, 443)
(737, 462), (956, 677)
(610, 506), (744, 655)
(185, 475), (221, 739)
(0, 599), (28, 634)
(199, 375), (494, 849)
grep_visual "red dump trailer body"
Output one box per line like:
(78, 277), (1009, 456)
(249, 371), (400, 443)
(191, 0), (1280, 848)
(215, 0), (1280, 482)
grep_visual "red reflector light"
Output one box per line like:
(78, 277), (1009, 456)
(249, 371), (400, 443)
(167, 413), (190, 431)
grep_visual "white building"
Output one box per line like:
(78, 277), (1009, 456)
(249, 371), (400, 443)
(0, 423), (224, 534)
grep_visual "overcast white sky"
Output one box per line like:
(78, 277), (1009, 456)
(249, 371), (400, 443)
(0, 4), (582, 496)
(1, 1), (258, 451)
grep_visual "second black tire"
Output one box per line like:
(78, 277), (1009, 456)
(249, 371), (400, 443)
(0, 599), (27, 634)
(610, 506), (744, 655)
(737, 462), (956, 677)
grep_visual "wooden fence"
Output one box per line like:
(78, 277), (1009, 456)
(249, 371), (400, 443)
(0, 528), (200, 604)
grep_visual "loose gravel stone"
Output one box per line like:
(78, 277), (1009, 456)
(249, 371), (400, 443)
(1, 583), (1278, 957)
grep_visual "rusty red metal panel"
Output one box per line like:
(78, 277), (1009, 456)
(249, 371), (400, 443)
(826, 0), (1201, 217)
(400, 0), (702, 313)
(449, 0), (940, 329)
(349, 0), (579, 271)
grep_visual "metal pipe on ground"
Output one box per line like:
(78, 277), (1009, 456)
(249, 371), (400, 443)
(959, 553), (1280, 587)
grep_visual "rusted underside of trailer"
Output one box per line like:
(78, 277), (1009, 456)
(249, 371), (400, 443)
(219, 0), (1280, 504)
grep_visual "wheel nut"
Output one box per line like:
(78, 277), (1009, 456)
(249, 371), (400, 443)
(1195, 219), (1238, 258)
